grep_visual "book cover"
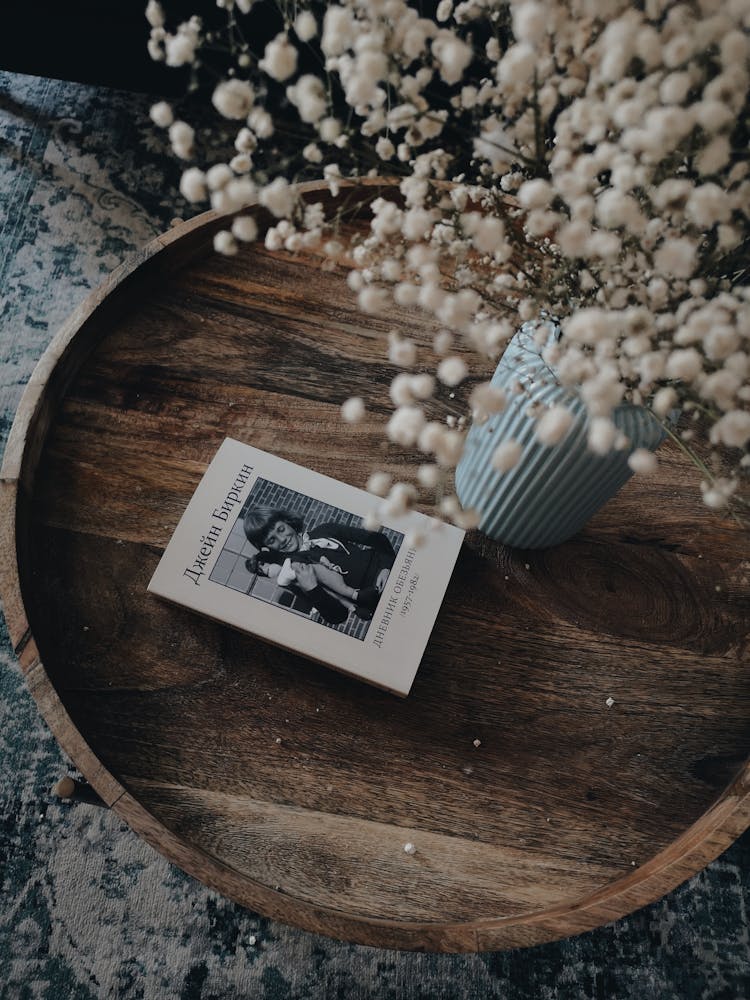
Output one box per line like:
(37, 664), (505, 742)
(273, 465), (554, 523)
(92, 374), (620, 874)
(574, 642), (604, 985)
(147, 438), (465, 696)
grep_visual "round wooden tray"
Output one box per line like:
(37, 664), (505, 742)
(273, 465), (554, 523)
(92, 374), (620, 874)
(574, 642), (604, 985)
(2, 183), (749, 952)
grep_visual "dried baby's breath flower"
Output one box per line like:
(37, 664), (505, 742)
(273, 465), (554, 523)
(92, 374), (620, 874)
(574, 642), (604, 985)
(417, 464), (441, 489)
(437, 356), (468, 387)
(213, 230), (237, 255)
(628, 449), (659, 475)
(206, 163), (233, 191)
(410, 375), (435, 400)
(212, 79), (255, 120)
(588, 417), (618, 456)
(303, 143), (323, 163)
(387, 406), (426, 446)
(341, 396), (366, 423)
(168, 120), (194, 159)
(230, 152), (252, 174)
(535, 406), (574, 446)
(150, 101), (173, 127)
(179, 167), (206, 203)
(388, 334), (417, 367)
(383, 482), (418, 516)
(145, 1), (164, 28)
(232, 215), (258, 242)
(260, 34), (298, 82)
(259, 177), (295, 218)
(367, 471), (392, 496)
(492, 440), (522, 473)
(439, 494), (460, 518)
(453, 507), (481, 530)
(433, 331), (453, 355)
(294, 11), (317, 42)
(469, 383), (507, 423)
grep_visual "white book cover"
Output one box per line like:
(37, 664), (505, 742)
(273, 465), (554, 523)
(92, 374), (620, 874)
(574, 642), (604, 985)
(148, 438), (465, 696)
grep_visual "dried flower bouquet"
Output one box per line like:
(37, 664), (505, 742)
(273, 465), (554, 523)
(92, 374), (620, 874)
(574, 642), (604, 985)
(145, 0), (750, 527)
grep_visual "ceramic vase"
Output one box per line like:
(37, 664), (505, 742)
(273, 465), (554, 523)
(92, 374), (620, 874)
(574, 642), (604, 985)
(454, 323), (667, 549)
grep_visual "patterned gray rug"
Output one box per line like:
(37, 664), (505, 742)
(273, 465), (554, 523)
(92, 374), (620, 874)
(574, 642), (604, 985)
(0, 70), (748, 1000)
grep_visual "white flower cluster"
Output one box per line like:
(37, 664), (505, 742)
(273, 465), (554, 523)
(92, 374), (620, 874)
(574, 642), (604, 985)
(148, 0), (750, 522)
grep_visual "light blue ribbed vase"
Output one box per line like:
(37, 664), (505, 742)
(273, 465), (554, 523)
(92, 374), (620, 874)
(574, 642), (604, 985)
(454, 323), (667, 549)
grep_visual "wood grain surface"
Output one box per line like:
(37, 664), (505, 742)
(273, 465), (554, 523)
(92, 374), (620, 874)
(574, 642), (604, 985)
(1, 182), (749, 952)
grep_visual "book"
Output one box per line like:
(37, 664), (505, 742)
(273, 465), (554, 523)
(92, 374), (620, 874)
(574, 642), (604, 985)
(148, 438), (465, 696)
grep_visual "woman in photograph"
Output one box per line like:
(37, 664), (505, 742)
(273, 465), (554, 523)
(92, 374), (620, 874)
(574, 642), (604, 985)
(244, 507), (397, 625)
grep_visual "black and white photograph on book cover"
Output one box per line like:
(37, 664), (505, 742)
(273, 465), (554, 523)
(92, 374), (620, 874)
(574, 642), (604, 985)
(209, 476), (405, 641)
